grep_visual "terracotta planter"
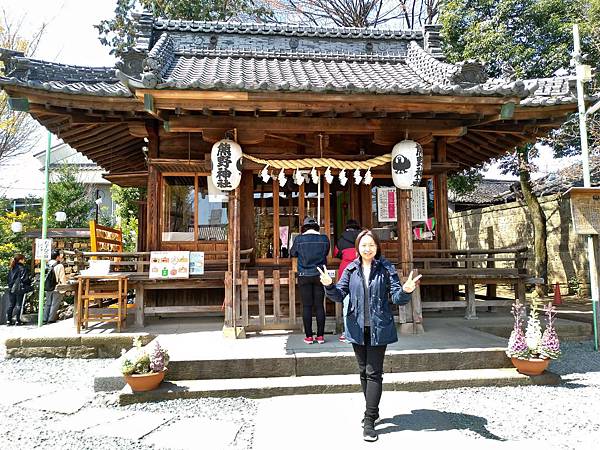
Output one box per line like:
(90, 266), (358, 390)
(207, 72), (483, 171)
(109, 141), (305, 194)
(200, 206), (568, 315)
(124, 370), (166, 392)
(510, 357), (550, 376)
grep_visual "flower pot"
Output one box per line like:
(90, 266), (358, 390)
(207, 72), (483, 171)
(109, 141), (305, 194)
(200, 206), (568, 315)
(510, 357), (550, 376)
(124, 370), (166, 392)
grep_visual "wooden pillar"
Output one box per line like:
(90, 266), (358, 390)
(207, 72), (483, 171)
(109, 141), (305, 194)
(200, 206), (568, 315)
(360, 184), (373, 229)
(239, 171), (255, 254)
(324, 178), (331, 255)
(273, 178), (280, 261)
(397, 188), (424, 334)
(435, 137), (450, 250)
(146, 165), (160, 251)
(298, 183), (305, 228)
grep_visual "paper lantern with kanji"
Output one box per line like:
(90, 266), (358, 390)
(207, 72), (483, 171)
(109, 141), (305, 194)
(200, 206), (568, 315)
(210, 139), (243, 191)
(391, 140), (423, 189)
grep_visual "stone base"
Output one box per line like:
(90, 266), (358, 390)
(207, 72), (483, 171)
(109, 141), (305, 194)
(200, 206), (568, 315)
(222, 326), (246, 339)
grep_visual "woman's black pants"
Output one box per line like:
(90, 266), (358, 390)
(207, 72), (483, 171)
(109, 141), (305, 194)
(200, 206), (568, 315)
(6, 292), (24, 324)
(298, 275), (325, 338)
(352, 327), (387, 421)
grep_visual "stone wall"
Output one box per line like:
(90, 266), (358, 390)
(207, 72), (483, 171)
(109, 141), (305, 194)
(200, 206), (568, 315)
(3, 334), (154, 359)
(449, 194), (590, 293)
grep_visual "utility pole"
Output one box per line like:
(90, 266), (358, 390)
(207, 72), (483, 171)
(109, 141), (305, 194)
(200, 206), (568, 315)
(37, 131), (51, 327)
(573, 24), (599, 351)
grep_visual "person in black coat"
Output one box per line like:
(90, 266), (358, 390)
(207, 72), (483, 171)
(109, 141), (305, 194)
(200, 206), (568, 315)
(290, 217), (330, 344)
(317, 230), (421, 442)
(6, 253), (32, 326)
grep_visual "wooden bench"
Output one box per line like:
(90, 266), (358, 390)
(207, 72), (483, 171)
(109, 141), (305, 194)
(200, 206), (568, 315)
(386, 247), (535, 319)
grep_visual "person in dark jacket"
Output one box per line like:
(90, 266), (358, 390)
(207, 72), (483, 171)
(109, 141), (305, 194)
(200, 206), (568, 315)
(290, 217), (330, 344)
(318, 229), (421, 442)
(6, 253), (32, 326)
(333, 219), (361, 343)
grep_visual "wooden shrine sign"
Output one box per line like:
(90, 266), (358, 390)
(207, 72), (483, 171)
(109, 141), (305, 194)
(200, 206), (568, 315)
(566, 187), (600, 235)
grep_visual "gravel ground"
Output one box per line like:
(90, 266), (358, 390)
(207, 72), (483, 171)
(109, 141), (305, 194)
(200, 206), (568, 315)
(0, 340), (599, 449)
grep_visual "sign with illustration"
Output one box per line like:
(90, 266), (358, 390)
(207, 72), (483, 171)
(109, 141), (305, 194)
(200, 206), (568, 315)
(210, 139), (242, 191)
(149, 251), (190, 279)
(391, 140), (423, 189)
(189, 252), (205, 275)
(377, 187), (397, 222)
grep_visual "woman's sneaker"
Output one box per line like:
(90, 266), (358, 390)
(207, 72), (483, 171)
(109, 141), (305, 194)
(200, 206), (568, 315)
(303, 336), (314, 344)
(363, 418), (378, 442)
(315, 336), (325, 344)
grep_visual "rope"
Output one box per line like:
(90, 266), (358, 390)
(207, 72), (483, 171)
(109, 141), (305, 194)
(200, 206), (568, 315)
(243, 153), (391, 170)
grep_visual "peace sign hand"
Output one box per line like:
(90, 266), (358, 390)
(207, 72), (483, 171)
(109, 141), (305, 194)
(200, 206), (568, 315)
(316, 266), (333, 286)
(402, 270), (422, 294)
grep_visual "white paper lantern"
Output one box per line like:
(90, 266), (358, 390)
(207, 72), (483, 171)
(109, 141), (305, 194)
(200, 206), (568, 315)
(55, 211), (67, 222)
(210, 139), (243, 191)
(11, 221), (22, 233)
(391, 140), (423, 189)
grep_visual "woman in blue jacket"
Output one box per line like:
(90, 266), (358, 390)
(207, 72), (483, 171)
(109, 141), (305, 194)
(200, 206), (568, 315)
(317, 229), (420, 442)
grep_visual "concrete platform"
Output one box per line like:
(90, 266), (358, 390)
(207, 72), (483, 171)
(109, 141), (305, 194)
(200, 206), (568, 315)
(118, 368), (561, 405)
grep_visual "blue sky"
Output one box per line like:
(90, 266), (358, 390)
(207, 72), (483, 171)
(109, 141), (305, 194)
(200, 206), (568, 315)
(0, 0), (578, 198)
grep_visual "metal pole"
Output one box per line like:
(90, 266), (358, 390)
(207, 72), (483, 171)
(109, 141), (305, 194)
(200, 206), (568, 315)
(573, 24), (599, 350)
(37, 131), (51, 327)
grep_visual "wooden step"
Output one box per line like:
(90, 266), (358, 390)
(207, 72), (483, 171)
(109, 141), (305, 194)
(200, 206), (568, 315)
(119, 368), (561, 405)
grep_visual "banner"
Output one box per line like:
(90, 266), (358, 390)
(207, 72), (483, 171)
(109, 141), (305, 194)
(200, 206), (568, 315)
(149, 251), (190, 279)
(377, 187), (397, 222)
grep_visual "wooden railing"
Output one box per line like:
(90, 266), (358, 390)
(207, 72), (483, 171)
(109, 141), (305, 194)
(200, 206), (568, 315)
(226, 269), (299, 331)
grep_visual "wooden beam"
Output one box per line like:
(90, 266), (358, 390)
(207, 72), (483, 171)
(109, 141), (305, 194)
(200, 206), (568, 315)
(165, 116), (467, 134)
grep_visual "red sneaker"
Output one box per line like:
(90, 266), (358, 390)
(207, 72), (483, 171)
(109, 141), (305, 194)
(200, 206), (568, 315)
(315, 336), (325, 344)
(303, 336), (314, 344)
(338, 334), (348, 343)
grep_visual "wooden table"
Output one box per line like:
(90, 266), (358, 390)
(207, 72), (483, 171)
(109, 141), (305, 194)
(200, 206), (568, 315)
(76, 274), (129, 333)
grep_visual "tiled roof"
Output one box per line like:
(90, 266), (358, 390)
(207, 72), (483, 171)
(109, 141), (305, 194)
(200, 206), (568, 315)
(0, 50), (130, 96)
(152, 18), (424, 40)
(449, 179), (517, 204)
(0, 16), (580, 104)
(532, 156), (600, 196)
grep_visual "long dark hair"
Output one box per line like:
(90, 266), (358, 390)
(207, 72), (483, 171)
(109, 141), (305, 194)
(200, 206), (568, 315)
(9, 254), (25, 270)
(355, 229), (381, 259)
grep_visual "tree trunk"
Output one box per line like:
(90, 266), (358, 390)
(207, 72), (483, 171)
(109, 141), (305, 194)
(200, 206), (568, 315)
(518, 149), (548, 296)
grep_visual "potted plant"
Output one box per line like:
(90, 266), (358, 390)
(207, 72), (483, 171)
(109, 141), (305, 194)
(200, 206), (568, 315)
(121, 337), (169, 392)
(506, 298), (561, 375)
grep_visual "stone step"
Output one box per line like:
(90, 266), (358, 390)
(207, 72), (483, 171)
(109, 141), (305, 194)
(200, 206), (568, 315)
(166, 347), (512, 380)
(95, 347), (512, 391)
(118, 368), (561, 405)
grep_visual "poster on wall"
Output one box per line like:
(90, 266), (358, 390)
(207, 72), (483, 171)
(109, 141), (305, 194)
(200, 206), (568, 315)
(189, 252), (205, 275)
(411, 187), (428, 222)
(149, 251), (190, 279)
(377, 187), (397, 222)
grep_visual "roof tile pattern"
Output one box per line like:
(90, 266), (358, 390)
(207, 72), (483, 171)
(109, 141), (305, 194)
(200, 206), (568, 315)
(0, 54), (130, 96)
(0, 18), (580, 104)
